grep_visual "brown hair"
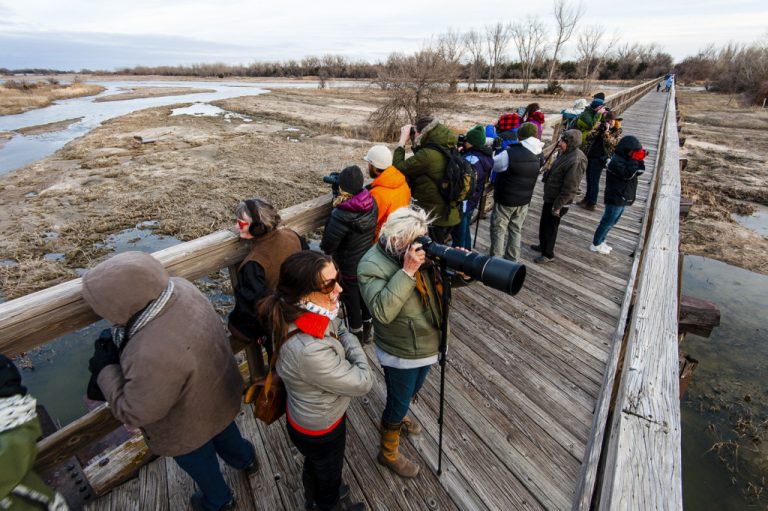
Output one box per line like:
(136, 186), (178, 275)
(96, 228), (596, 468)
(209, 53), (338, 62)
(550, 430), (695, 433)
(522, 103), (540, 122)
(257, 251), (337, 346)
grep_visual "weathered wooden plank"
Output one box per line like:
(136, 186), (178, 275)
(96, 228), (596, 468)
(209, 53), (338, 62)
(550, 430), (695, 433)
(137, 457), (169, 511)
(83, 433), (155, 496)
(165, 448), (197, 511)
(107, 472), (141, 511)
(234, 410), (285, 511)
(595, 89), (682, 510)
(35, 405), (121, 473)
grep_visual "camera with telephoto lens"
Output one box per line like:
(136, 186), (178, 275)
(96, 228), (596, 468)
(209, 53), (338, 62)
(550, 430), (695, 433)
(323, 171), (341, 196)
(414, 236), (526, 295)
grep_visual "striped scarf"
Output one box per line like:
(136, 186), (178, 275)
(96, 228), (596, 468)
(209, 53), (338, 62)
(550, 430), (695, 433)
(112, 280), (175, 349)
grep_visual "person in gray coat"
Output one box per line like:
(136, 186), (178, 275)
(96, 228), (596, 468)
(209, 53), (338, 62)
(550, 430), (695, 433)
(259, 250), (372, 511)
(82, 251), (255, 511)
(531, 129), (587, 263)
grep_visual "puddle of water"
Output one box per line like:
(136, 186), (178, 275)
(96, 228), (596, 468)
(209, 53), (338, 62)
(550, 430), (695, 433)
(170, 102), (252, 122)
(732, 204), (768, 237)
(681, 255), (768, 510)
(43, 252), (65, 262)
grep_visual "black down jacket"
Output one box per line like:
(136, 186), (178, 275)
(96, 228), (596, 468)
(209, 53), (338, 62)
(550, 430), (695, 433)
(604, 135), (646, 206)
(321, 189), (378, 279)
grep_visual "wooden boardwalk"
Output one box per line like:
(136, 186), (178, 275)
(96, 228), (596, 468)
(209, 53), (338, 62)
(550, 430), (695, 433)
(86, 91), (670, 511)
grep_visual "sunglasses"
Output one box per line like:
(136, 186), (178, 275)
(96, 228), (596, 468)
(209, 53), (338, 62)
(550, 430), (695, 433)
(317, 277), (341, 294)
(236, 219), (249, 229)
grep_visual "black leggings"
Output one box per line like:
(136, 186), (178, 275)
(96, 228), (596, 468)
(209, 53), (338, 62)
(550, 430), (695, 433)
(287, 418), (347, 511)
(340, 279), (370, 331)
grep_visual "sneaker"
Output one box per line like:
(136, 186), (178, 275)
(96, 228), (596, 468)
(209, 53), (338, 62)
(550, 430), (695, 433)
(530, 244), (542, 252)
(534, 255), (554, 264)
(589, 243), (611, 255)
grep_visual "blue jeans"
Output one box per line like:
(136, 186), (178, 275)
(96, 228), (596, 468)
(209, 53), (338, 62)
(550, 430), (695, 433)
(593, 204), (625, 246)
(173, 421), (255, 511)
(382, 365), (431, 424)
(585, 157), (607, 206)
(451, 205), (474, 249)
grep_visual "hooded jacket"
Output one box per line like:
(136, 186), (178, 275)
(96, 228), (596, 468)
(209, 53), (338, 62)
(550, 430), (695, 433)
(604, 135), (646, 206)
(393, 120), (460, 227)
(321, 189), (378, 279)
(276, 313), (372, 433)
(83, 252), (242, 457)
(464, 146), (494, 211)
(543, 129), (588, 211)
(369, 165), (411, 240)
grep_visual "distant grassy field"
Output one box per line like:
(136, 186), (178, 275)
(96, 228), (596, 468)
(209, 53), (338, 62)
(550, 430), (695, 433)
(0, 80), (105, 115)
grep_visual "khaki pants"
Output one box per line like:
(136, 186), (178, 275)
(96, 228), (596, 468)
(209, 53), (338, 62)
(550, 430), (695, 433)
(490, 203), (529, 262)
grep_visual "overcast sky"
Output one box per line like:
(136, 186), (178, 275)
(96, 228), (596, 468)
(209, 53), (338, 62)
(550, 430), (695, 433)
(1, 0), (766, 71)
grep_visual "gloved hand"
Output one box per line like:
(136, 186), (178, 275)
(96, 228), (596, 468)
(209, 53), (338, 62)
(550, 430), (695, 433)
(0, 354), (27, 398)
(88, 329), (119, 377)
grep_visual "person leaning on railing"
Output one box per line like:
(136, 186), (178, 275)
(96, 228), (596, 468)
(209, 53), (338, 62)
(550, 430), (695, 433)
(357, 205), (441, 478)
(82, 252), (257, 511)
(258, 251), (372, 511)
(229, 198), (304, 379)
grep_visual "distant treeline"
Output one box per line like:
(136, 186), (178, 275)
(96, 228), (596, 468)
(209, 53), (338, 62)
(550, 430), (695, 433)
(675, 40), (768, 104)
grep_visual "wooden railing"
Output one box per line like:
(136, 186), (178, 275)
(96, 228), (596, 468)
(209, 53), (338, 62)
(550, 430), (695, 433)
(0, 78), (662, 499)
(572, 87), (682, 509)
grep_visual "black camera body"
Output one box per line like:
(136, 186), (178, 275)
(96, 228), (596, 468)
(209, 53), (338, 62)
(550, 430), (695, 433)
(457, 134), (466, 147)
(414, 236), (526, 296)
(323, 171), (341, 196)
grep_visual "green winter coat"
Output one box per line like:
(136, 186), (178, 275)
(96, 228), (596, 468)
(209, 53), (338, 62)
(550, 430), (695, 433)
(358, 243), (442, 359)
(0, 402), (63, 510)
(393, 120), (460, 227)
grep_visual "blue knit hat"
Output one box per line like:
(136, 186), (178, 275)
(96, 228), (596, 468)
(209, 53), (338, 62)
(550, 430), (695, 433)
(590, 98), (604, 108)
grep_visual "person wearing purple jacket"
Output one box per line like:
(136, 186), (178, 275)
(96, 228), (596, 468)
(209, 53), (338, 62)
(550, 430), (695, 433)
(321, 165), (378, 344)
(452, 124), (494, 249)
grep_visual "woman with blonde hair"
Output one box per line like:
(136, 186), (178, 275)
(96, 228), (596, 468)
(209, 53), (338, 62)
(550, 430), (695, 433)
(358, 205), (441, 478)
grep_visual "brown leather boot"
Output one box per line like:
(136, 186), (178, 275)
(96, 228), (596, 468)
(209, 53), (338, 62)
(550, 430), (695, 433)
(400, 416), (422, 436)
(378, 421), (420, 478)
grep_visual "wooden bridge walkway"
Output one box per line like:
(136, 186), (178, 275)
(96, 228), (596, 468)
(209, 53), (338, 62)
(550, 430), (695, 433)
(83, 90), (673, 510)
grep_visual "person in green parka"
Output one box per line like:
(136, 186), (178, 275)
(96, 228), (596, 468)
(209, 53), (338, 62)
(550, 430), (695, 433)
(0, 354), (68, 511)
(393, 116), (460, 244)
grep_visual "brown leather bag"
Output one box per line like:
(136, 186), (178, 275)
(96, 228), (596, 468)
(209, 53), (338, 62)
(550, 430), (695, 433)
(243, 329), (298, 425)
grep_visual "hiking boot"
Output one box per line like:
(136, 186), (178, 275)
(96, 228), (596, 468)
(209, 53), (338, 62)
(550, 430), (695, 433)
(190, 492), (235, 511)
(530, 244), (542, 252)
(534, 255), (554, 264)
(305, 483), (350, 511)
(400, 416), (422, 436)
(378, 421), (420, 478)
(362, 320), (373, 344)
(327, 498), (366, 511)
(589, 243), (611, 255)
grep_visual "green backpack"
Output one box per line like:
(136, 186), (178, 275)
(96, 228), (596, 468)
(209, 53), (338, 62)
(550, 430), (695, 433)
(574, 108), (602, 146)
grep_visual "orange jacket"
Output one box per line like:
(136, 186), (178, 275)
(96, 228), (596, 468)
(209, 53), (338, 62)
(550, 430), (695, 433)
(369, 165), (411, 239)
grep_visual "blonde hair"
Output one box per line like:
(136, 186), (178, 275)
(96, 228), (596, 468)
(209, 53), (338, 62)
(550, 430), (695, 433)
(379, 205), (432, 254)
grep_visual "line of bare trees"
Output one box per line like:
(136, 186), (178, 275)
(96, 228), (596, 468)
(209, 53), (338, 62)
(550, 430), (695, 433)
(675, 38), (768, 105)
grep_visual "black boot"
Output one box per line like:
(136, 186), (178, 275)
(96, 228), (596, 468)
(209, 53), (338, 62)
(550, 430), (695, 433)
(362, 320), (373, 344)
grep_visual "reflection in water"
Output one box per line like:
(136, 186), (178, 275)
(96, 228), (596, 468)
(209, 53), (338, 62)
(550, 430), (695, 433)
(681, 255), (768, 510)
(732, 204), (768, 237)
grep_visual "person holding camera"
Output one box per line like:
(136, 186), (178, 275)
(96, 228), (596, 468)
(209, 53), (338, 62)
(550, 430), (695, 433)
(452, 124), (494, 249)
(363, 145), (411, 240)
(589, 135), (646, 255)
(321, 165), (378, 344)
(82, 252), (256, 511)
(259, 251), (372, 511)
(358, 205), (441, 478)
(394, 116), (460, 244)
(489, 122), (545, 262)
(1, 354), (69, 510)
(230, 198), (304, 379)
(532, 129), (587, 264)
(576, 111), (623, 211)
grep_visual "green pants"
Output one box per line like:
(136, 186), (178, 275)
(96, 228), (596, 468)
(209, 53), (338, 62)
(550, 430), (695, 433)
(490, 202), (529, 262)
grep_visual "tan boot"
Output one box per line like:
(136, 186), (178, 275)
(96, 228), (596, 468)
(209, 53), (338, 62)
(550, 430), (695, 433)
(400, 416), (422, 436)
(378, 421), (420, 478)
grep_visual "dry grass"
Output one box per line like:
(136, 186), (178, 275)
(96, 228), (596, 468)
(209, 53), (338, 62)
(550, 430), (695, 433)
(0, 82), (105, 115)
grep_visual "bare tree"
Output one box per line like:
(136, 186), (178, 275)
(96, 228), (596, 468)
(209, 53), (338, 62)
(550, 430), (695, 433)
(437, 29), (464, 92)
(485, 22), (512, 91)
(510, 16), (548, 92)
(369, 48), (454, 140)
(576, 25), (617, 94)
(547, 0), (584, 85)
(464, 29), (485, 90)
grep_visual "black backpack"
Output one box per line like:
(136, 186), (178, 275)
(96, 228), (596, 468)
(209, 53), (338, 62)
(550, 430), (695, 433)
(423, 143), (476, 206)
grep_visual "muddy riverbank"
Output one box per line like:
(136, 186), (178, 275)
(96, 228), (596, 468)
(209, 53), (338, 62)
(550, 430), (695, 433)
(678, 89), (768, 275)
(0, 81), (105, 115)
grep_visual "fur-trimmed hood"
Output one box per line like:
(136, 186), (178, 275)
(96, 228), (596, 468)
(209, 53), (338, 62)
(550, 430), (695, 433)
(414, 119), (457, 148)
